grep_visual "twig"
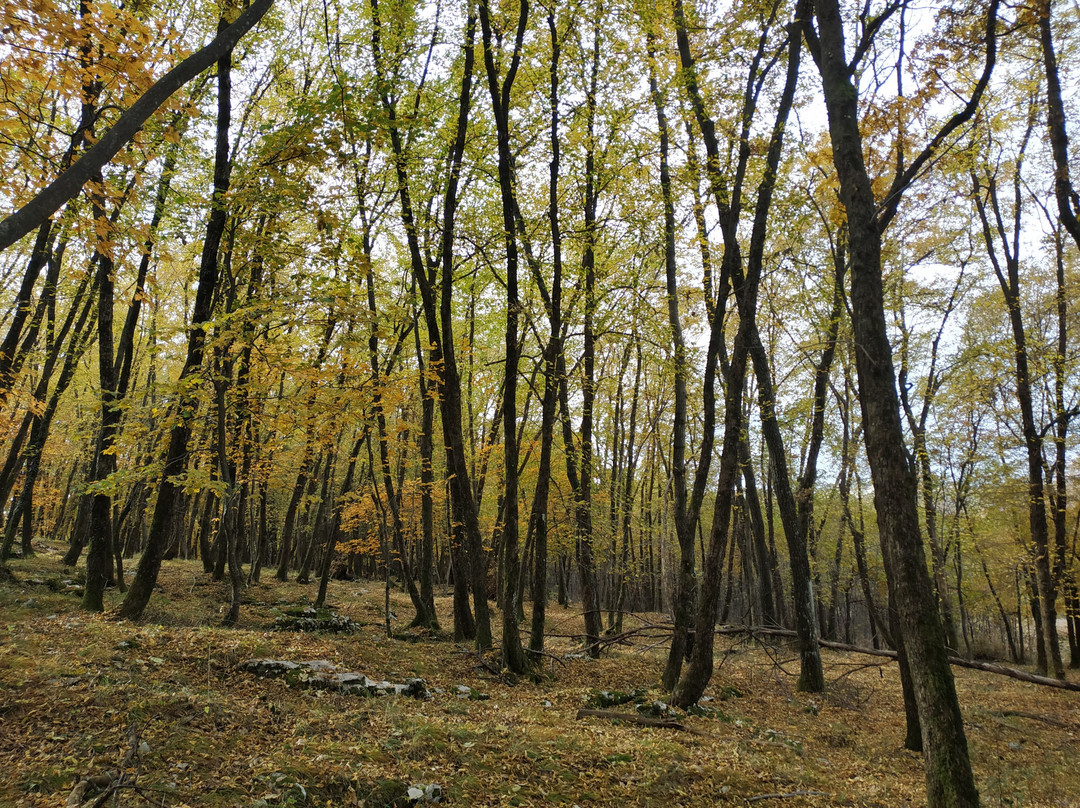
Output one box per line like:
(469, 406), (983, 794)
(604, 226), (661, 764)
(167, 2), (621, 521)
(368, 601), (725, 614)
(452, 644), (513, 683)
(526, 647), (568, 669)
(829, 660), (887, 683)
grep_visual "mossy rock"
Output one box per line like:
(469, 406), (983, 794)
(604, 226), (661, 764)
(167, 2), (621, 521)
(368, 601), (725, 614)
(585, 688), (648, 709)
(273, 607), (361, 633)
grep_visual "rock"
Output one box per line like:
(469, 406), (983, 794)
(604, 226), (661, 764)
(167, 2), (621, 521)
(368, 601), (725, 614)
(240, 659), (302, 677)
(22, 598), (36, 607)
(402, 678), (430, 699)
(242, 660), (428, 699)
(273, 607), (362, 634)
(455, 684), (488, 701)
(408, 783), (443, 803)
(586, 688), (647, 709)
(636, 700), (675, 718)
(357, 778), (411, 808)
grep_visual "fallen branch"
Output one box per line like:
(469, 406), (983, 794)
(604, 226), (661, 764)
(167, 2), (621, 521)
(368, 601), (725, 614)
(715, 626), (1080, 693)
(66, 772), (120, 808)
(993, 710), (1072, 729)
(745, 789), (830, 803)
(575, 708), (712, 737)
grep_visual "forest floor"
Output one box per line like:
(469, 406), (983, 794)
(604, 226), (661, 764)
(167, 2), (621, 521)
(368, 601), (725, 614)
(1, 544), (1079, 808)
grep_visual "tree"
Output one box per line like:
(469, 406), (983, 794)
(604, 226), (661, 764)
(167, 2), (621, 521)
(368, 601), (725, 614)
(808, 0), (1000, 801)
(115, 12), (238, 620)
(0, 0), (274, 254)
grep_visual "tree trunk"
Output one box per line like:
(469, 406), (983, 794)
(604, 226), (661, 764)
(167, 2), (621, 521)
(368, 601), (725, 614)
(115, 18), (235, 620)
(811, 0), (986, 800)
(479, 0), (530, 674)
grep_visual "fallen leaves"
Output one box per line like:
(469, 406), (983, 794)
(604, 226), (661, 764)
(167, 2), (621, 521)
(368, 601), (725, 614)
(2, 552), (1079, 807)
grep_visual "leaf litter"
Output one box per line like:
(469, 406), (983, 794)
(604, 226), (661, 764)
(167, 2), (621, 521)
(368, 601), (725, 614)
(1, 549), (1078, 807)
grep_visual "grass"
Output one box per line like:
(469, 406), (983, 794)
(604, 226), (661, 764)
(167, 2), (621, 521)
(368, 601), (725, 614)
(2, 543), (1079, 807)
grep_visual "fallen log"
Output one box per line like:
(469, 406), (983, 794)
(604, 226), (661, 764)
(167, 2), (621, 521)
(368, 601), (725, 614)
(716, 626), (1080, 693)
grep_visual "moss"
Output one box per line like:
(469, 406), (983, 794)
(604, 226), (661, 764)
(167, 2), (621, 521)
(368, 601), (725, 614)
(355, 778), (411, 808)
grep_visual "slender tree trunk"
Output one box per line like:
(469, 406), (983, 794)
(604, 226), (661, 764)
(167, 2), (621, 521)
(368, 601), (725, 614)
(370, 0), (490, 648)
(115, 19), (235, 620)
(646, 27), (698, 689)
(811, 0), (988, 800)
(971, 162), (1064, 678)
(526, 8), (567, 661)
(82, 179), (121, 612)
(479, 0), (530, 673)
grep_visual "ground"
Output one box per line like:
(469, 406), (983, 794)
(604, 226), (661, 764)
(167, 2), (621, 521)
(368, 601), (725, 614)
(1, 545), (1078, 807)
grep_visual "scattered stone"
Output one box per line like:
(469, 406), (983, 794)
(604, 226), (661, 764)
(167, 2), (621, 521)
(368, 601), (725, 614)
(273, 606), (362, 633)
(408, 783), (443, 803)
(686, 702), (730, 721)
(586, 688), (648, 709)
(455, 684), (489, 701)
(241, 659), (300, 677)
(241, 659), (430, 699)
(22, 597), (36, 607)
(360, 778), (410, 808)
(541, 699), (554, 708)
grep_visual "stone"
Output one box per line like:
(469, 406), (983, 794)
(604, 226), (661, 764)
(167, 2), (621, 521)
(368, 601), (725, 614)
(241, 660), (428, 699)
(240, 659), (302, 678)
(423, 784), (443, 803)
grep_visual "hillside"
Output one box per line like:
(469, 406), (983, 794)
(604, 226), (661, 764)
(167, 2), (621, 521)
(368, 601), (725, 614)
(1, 546), (1077, 807)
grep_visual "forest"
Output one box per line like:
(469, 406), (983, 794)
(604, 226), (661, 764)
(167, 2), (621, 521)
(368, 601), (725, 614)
(1, 0), (1079, 805)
